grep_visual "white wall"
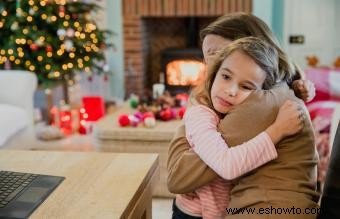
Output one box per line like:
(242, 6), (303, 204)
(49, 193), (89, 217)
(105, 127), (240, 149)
(283, 0), (339, 69)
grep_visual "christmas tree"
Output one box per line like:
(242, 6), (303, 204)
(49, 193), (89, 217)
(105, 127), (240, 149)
(0, 0), (111, 101)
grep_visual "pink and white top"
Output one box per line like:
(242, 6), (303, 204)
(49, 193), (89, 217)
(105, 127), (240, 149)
(176, 105), (277, 219)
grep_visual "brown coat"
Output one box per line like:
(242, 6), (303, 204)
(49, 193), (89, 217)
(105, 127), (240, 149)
(167, 84), (320, 218)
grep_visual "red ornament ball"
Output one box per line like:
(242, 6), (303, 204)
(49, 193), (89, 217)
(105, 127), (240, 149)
(30, 43), (39, 51)
(178, 106), (186, 119)
(142, 112), (155, 121)
(160, 108), (172, 121)
(46, 45), (53, 52)
(118, 114), (130, 127)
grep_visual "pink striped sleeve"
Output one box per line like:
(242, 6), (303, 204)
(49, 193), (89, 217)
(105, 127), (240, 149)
(184, 105), (277, 180)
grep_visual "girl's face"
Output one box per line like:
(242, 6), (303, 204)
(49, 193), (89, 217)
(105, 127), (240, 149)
(210, 50), (266, 114)
(202, 34), (232, 65)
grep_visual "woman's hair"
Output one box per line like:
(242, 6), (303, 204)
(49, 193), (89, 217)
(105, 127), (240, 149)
(192, 37), (279, 111)
(200, 12), (303, 83)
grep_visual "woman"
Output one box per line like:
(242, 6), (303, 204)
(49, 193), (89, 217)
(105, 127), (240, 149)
(167, 13), (319, 219)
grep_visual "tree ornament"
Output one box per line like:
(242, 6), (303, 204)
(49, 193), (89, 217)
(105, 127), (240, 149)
(128, 115), (140, 127)
(57, 29), (66, 37)
(35, 38), (44, 46)
(144, 117), (156, 128)
(16, 0), (22, 17)
(30, 43), (39, 51)
(66, 28), (75, 37)
(46, 45), (53, 52)
(59, 5), (65, 13)
(133, 112), (143, 121)
(64, 40), (73, 51)
(129, 98), (139, 109)
(142, 112), (155, 121)
(11, 22), (19, 30)
(29, 8), (35, 15)
(118, 114), (130, 127)
(178, 106), (186, 119)
(160, 108), (172, 121)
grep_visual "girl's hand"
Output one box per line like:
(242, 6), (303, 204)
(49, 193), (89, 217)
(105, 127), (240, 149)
(266, 100), (304, 144)
(292, 79), (315, 103)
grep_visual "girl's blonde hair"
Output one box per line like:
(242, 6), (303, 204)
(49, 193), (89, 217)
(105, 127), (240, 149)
(200, 12), (303, 83)
(192, 37), (279, 111)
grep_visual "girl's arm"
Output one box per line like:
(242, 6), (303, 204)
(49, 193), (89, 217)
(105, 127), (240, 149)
(185, 100), (303, 180)
(184, 105), (277, 180)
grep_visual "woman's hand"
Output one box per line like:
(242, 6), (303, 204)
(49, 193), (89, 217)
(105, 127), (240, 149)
(292, 79), (315, 103)
(266, 100), (304, 144)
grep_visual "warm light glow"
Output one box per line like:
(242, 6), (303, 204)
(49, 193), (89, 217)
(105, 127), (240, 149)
(166, 60), (206, 86)
(29, 65), (35, 71)
(37, 56), (43, 61)
(40, 1), (46, 6)
(41, 14), (47, 20)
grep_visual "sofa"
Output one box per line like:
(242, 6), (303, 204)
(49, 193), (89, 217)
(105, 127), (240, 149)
(0, 70), (37, 147)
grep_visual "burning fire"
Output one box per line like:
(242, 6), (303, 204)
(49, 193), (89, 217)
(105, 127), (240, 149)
(166, 59), (206, 86)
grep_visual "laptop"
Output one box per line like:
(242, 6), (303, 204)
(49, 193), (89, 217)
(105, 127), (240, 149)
(0, 171), (64, 219)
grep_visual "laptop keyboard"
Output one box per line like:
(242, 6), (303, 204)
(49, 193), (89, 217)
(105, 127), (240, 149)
(0, 171), (38, 208)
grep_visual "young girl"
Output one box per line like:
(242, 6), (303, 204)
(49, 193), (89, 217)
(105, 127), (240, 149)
(172, 37), (305, 219)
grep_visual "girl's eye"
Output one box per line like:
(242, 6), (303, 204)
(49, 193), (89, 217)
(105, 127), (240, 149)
(222, 74), (230, 80)
(241, 85), (255, 90)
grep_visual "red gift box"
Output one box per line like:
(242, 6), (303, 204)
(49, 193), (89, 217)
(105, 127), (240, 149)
(82, 96), (105, 121)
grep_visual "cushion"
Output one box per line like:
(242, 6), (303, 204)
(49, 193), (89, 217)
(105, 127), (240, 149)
(305, 67), (340, 103)
(0, 104), (29, 146)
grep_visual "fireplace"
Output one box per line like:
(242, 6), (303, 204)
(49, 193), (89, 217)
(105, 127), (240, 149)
(122, 0), (252, 96)
(161, 48), (205, 94)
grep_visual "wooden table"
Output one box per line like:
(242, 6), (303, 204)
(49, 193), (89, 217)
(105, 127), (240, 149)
(93, 104), (182, 197)
(0, 150), (159, 219)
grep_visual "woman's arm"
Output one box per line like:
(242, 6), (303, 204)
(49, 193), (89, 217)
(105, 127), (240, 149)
(292, 79), (315, 103)
(167, 124), (218, 194)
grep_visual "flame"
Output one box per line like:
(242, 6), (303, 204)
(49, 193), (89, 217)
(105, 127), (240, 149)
(166, 60), (206, 86)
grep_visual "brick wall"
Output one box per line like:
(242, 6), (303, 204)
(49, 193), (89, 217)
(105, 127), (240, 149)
(122, 0), (252, 96)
